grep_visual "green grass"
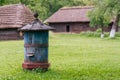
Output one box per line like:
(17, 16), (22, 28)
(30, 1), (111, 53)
(0, 34), (120, 80)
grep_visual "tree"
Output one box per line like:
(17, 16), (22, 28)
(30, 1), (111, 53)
(0, 0), (5, 6)
(105, 0), (120, 38)
(83, 0), (97, 5)
(88, 1), (111, 38)
(89, 0), (120, 38)
(39, 0), (85, 20)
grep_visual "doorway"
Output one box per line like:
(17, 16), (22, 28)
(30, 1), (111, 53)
(66, 25), (70, 32)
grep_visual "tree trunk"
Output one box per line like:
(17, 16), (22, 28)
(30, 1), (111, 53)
(110, 13), (120, 38)
(101, 25), (104, 38)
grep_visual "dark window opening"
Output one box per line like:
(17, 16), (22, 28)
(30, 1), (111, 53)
(66, 25), (70, 32)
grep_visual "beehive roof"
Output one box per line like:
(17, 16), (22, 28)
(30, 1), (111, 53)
(20, 18), (54, 31)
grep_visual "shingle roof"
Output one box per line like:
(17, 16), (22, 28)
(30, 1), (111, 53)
(45, 6), (94, 23)
(20, 19), (54, 31)
(0, 4), (34, 29)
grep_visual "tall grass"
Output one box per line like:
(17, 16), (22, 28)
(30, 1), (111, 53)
(0, 34), (120, 80)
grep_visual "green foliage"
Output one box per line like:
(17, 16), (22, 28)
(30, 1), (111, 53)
(27, 0), (86, 20)
(88, 0), (120, 30)
(83, 0), (98, 5)
(0, 0), (5, 6)
(88, 3), (111, 28)
(80, 31), (97, 37)
(96, 28), (102, 33)
(80, 31), (115, 37)
(0, 34), (120, 80)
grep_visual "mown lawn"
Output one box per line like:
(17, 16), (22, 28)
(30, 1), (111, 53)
(0, 34), (120, 80)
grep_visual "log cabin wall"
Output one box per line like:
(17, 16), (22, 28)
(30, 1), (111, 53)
(0, 28), (22, 40)
(0, 4), (34, 40)
(49, 22), (113, 33)
(50, 22), (96, 33)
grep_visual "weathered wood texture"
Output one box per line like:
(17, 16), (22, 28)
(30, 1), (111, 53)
(0, 4), (34, 40)
(24, 31), (48, 63)
(0, 28), (22, 40)
(49, 22), (113, 33)
(0, 4), (34, 29)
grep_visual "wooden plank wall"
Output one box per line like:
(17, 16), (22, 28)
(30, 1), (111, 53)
(0, 28), (22, 40)
(49, 22), (113, 33)
(24, 31), (49, 63)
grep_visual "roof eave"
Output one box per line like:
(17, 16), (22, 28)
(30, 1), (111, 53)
(47, 21), (90, 23)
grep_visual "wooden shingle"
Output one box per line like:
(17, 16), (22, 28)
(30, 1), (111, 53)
(45, 6), (94, 23)
(0, 4), (34, 29)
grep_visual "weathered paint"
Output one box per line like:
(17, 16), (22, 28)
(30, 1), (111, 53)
(20, 13), (53, 70)
(24, 31), (49, 63)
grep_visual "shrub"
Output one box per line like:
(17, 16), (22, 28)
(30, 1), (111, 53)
(80, 31), (95, 37)
(80, 31), (93, 37)
(94, 32), (101, 37)
(80, 31), (120, 38)
(104, 32), (109, 37)
(95, 28), (102, 33)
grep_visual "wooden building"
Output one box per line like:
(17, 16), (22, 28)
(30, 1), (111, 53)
(0, 4), (34, 40)
(45, 6), (113, 33)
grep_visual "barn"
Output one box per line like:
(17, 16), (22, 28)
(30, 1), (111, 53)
(0, 4), (34, 40)
(45, 6), (113, 33)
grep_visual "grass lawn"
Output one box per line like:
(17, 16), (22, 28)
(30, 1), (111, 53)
(0, 34), (120, 80)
